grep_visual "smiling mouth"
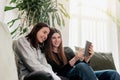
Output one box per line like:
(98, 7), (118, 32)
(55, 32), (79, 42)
(55, 43), (60, 45)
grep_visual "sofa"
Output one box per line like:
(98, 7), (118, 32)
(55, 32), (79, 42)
(0, 21), (116, 80)
(64, 47), (116, 71)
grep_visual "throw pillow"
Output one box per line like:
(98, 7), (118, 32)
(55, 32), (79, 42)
(89, 52), (116, 71)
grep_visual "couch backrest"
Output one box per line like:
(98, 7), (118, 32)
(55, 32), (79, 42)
(0, 22), (18, 80)
(64, 47), (75, 61)
(89, 52), (116, 71)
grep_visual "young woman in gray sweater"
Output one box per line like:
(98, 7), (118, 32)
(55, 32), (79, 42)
(13, 22), (61, 80)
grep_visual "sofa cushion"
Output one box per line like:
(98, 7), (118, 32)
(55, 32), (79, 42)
(89, 52), (116, 71)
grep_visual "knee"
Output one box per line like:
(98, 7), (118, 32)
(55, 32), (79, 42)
(75, 62), (89, 70)
(104, 70), (120, 79)
(106, 70), (119, 75)
(110, 70), (120, 76)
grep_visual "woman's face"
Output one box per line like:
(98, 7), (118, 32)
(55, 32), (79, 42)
(51, 32), (62, 48)
(36, 27), (50, 43)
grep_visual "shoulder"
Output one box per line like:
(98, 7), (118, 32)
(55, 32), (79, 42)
(17, 36), (26, 42)
(16, 36), (29, 45)
(14, 36), (32, 49)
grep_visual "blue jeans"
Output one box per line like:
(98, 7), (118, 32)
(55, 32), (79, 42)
(95, 70), (120, 80)
(67, 62), (120, 80)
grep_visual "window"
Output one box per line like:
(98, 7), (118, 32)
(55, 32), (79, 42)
(69, 0), (120, 72)
(69, 0), (115, 52)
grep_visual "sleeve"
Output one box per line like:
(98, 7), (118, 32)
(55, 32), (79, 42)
(58, 62), (73, 76)
(16, 38), (47, 72)
(15, 37), (61, 80)
(59, 60), (83, 76)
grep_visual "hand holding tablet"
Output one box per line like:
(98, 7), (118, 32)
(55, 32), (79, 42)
(74, 40), (92, 58)
(84, 41), (92, 57)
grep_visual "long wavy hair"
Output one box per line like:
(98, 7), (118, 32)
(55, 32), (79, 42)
(44, 28), (67, 65)
(26, 22), (50, 49)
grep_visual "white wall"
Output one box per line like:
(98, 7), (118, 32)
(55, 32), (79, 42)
(116, 0), (120, 73)
(0, 1), (18, 79)
(0, 22), (18, 80)
(0, 0), (7, 22)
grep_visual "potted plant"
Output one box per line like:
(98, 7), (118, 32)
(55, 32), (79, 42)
(4, 0), (70, 38)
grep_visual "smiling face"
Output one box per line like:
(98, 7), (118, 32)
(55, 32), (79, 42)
(51, 32), (62, 49)
(36, 27), (50, 43)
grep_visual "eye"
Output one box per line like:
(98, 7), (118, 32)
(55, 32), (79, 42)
(58, 36), (61, 39)
(43, 31), (48, 34)
(52, 37), (56, 39)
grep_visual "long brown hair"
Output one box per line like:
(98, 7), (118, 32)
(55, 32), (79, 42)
(26, 22), (50, 48)
(44, 28), (67, 65)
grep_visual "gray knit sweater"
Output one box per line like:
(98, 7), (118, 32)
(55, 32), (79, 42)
(14, 37), (61, 80)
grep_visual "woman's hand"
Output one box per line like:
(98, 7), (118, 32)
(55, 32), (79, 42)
(88, 44), (94, 57)
(84, 44), (94, 62)
(69, 48), (84, 66)
(75, 48), (84, 61)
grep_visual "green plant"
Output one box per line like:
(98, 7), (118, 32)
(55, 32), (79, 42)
(106, 10), (120, 27)
(105, 0), (120, 28)
(4, 0), (70, 38)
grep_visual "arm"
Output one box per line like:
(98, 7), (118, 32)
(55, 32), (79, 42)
(69, 48), (84, 66)
(69, 44), (94, 64)
(16, 37), (49, 72)
(64, 47), (83, 66)
(58, 57), (81, 76)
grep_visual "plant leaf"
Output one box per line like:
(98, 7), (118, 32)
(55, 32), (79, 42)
(55, 13), (61, 26)
(10, 0), (17, 3)
(4, 6), (16, 11)
(8, 18), (20, 28)
(11, 26), (19, 35)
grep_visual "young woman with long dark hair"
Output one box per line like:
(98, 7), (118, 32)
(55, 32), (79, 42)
(44, 28), (120, 80)
(13, 23), (61, 80)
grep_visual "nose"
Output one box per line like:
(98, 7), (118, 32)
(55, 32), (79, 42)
(56, 38), (58, 41)
(44, 34), (48, 40)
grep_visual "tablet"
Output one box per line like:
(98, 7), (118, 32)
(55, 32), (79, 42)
(84, 41), (92, 57)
